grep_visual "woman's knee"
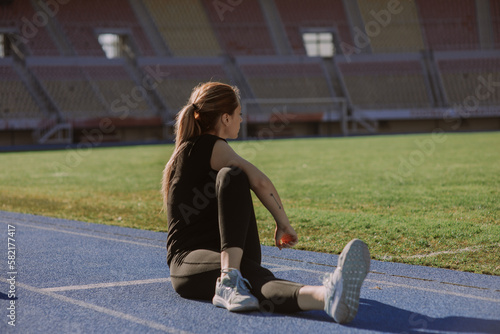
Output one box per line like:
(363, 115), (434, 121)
(216, 166), (249, 191)
(171, 273), (218, 300)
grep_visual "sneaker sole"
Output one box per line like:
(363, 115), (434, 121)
(212, 295), (259, 312)
(333, 239), (371, 324)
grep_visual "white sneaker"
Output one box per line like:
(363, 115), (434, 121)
(212, 268), (259, 312)
(324, 239), (371, 324)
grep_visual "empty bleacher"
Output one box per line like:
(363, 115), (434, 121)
(337, 56), (432, 109)
(356, 0), (425, 53)
(239, 57), (332, 99)
(0, 61), (41, 120)
(28, 61), (108, 120)
(28, 58), (162, 120)
(53, 0), (155, 56)
(416, 0), (480, 51)
(142, 0), (222, 57)
(491, 0), (500, 49)
(202, 0), (276, 55)
(436, 53), (500, 108)
(237, 57), (337, 123)
(1, 0), (499, 145)
(274, 0), (352, 55)
(83, 64), (155, 118)
(138, 58), (230, 113)
(0, 1), (59, 56)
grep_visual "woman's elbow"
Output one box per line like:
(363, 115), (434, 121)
(251, 176), (272, 192)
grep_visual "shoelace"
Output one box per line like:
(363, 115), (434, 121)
(321, 272), (334, 288)
(221, 269), (253, 292)
(235, 276), (252, 293)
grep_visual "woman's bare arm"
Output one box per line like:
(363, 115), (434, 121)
(211, 140), (297, 248)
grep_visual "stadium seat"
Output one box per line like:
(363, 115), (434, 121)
(436, 56), (500, 107)
(274, 0), (352, 55)
(0, 1), (59, 56)
(202, 0), (276, 55)
(29, 65), (108, 119)
(416, 0), (480, 51)
(142, 0), (222, 57)
(139, 60), (230, 113)
(1, 0), (497, 141)
(491, 0), (500, 50)
(0, 64), (41, 119)
(337, 59), (432, 109)
(236, 57), (337, 123)
(83, 65), (155, 118)
(54, 0), (155, 56)
(239, 59), (332, 99)
(356, 0), (425, 53)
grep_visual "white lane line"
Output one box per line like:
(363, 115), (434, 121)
(379, 244), (500, 260)
(406, 244), (500, 259)
(0, 219), (164, 249)
(263, 262), (500, 303)
(368, 280), (500, 303)
(2, 217), (498, 303)
(40, 277), (171, 292)
(14, 281), (194, 334)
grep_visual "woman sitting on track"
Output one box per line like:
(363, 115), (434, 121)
(162, 82), (371, 324)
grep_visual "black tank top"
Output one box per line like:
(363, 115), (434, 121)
(166, 134), (226, 265)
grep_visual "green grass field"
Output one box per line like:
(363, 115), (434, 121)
(1, 132), (499, 275)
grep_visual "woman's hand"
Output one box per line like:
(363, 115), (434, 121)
(274, 223), (298, 250)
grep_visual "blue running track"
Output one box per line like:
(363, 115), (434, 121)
(0, 211), (499, 333)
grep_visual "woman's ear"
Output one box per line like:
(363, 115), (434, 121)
(221, 113), (230, 125)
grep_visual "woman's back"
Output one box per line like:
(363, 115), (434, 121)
(166, 134), (225, 265)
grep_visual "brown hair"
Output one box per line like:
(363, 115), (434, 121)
(161, 82), (240, 211)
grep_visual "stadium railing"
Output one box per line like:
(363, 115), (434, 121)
(336, 53), (433, 111)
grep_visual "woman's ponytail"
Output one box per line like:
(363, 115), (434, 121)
(176, 103), (201, 145)
(161, 103), (199, 211)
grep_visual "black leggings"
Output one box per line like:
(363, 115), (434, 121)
(169, 166), (304, 313)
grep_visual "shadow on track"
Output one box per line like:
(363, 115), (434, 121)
(352, 299), (499, 334)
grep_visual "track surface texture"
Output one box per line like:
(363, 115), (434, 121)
(0, 211), (498, 333)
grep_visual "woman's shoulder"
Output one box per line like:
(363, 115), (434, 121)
(185, 134), (227, 160)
